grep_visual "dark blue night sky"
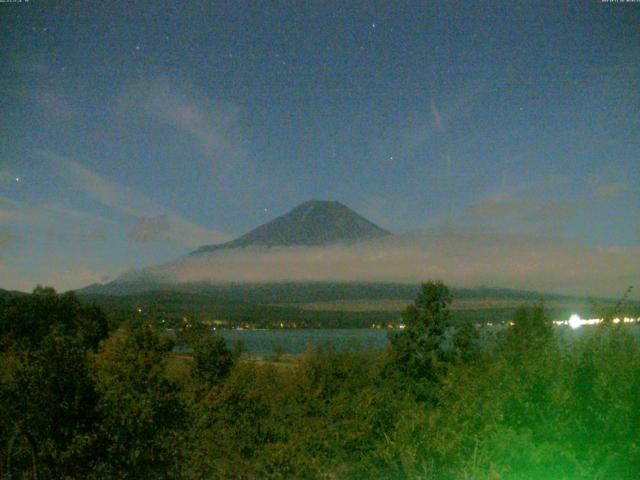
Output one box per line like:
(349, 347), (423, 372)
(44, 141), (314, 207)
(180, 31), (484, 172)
(1, 1), (638, 292)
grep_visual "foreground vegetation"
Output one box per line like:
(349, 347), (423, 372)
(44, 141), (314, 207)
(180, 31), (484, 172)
(1, 284), (639, 479)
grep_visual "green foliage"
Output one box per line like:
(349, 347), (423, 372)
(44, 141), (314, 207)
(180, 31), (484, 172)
(192, 334), (235, 387)
(504, 301), (553, 352)
(0, 286), (108, 351)
(175, 318), (211, 347)
(563, 324), (640, 477)
(187, 345), (413, 479)
(0, 331), (100, 478)
(388, 281), (453, 382)
(91, 324), (187, 478)
(188, 362), (287, 478)
(2, 283), (640, 479)
(0, 287), (109, 477)
(396, 309), (640, 479)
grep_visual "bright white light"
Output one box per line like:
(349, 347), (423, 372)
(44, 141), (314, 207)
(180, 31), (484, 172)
(569, 314), (582, 329)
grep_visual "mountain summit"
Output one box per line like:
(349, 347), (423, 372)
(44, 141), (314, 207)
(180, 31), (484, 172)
(191, 200), (391, 255)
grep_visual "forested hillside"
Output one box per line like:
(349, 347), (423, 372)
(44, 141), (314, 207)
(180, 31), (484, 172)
(2, 284), (639, 478)
(74, 284), (640, 329)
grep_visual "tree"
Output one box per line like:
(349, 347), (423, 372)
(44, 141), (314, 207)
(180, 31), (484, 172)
(0, 288), (108, 477)
(91, 324), (186, 478)
(1, 331), (101, 478)
(192, 334), (235, 387)
(388, 281), (453, 383)
(503, 300), (553, 355)
(0, 286), (108, 351)
(175, 318), (212, 349)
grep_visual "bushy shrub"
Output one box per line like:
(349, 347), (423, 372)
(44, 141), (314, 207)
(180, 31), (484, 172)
(2, 285), (640, 479)
(91, 324), (187, 478)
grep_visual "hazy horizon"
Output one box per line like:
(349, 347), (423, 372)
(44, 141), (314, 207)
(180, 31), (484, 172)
(1, 1), (638, 293)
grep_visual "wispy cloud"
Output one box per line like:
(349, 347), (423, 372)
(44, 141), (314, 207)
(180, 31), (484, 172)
(116, 78), (253, 202)
(30, 88), (74, 120)
(0, 194), (113, 229)
(45, 227), (108, 244)
(0, 229), (18, 250)
(393, 82), (489, 161)
(0, 170), (17, 183)
(594, 181), (629, 199)
(39, 150), (231, 247)
(468, 194), (526, 218)
(0, 196), (42, 226)
(129, 215), (172, 242)
(144, 80), (244, 160)
(8, 58), (76, 121)
(463, 189), (573, 236)
(464, 171), (631, 235)
(42, 203), (114, 224)
(42, 150), (148, 217)
(0, 198), (19, 223)
(466, 193), (580, 232)
(430, 99), (444, 131)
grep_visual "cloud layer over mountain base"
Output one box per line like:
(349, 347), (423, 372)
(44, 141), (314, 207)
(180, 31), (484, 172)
(138, 232), (639, 299)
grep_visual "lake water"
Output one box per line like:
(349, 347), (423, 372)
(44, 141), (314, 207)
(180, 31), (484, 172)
(215, 324), (640, 355)
(219, 328), (390, 355)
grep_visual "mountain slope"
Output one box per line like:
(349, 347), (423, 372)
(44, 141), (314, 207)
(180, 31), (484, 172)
(191, 200), (391, 255)
(77, 200), (392, 295)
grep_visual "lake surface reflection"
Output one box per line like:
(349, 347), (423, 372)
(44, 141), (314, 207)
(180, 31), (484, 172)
(220, 328), (389, 355)
(216, 324), (640, 355)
